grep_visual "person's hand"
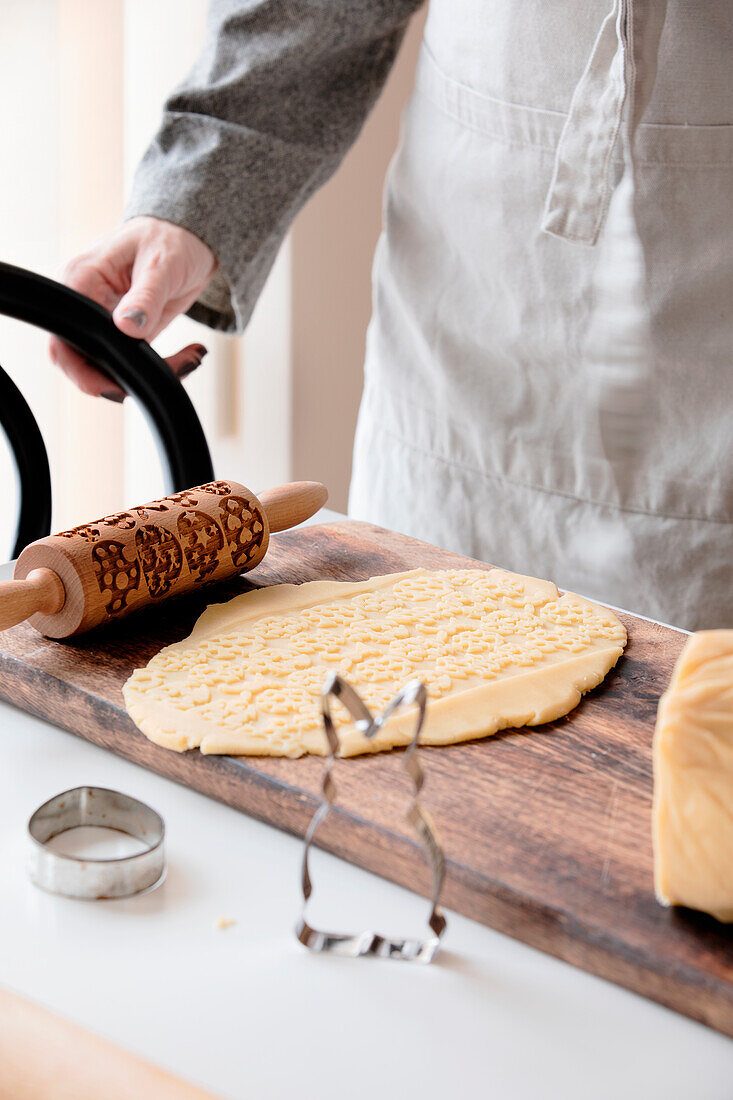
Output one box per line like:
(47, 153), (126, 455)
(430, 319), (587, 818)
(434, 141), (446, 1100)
(49, 216), (219, 401)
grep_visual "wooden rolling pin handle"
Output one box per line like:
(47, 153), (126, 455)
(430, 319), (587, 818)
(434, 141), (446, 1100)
(258, 481), (328, 533)
(0, 987), (217, 1100)
(0, 568), (65, 631)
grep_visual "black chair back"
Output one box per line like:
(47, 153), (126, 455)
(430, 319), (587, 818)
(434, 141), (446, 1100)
(0, 261), (214, 557)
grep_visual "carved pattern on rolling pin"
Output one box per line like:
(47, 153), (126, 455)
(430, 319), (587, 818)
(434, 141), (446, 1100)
(99, 511), (137, 530)
(57, 511), (137, 541)
(131, 484), (231, 521)
(55, 485), (234, 541)
(219, 496), (266, 569)
(132, 502), (170, 518)
(130, 482), (231, 519)
(177, 510), (225, 583)
(196, 481), (233, 496)
(52, 482), (261, 618)
(134, 492), (197, 518)
(135, 524), (183, 599)
(58, 524), (102, 542)
(91, 541), (141, 615)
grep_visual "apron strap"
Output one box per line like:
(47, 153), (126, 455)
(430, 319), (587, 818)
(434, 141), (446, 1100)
(541, 0), (631, 246)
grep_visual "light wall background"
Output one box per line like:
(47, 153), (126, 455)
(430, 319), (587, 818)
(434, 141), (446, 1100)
(0, 0), (424, 558)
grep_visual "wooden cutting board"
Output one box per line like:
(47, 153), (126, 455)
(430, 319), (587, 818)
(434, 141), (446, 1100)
(0, 522), (730, 1036)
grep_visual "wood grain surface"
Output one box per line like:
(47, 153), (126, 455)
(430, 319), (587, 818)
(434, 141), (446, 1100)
(0, 987), (219, 1100)
(0, 522), (730, 1036)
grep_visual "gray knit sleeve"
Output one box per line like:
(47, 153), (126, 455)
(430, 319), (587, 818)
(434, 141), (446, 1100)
(124, 0), (423, 332)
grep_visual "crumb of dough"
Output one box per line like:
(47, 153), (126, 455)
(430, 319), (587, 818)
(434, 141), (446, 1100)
(214, 915), (236, 930)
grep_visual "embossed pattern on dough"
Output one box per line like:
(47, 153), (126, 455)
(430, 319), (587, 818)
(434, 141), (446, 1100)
(123, 568), (626, 758)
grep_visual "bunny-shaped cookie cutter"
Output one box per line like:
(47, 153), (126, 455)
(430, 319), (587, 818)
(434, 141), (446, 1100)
(296, 674), (447, 962)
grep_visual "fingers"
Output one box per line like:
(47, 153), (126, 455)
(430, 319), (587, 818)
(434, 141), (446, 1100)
(97, 342), (208, 401)
(165, 343), (208, 380)
(156, 288), (210, 337)
(113, 252), (172, 340)
(49, 246), (131, 396)
(53, 218), (218, 399)
(49, 337), (125, 399)
(49, 339), (208, 404)
(57, 347), (125, 400)
(110, 221), (217, 342)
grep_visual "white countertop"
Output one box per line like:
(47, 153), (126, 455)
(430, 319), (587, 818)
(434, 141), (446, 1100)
(1, 543), (731, 1098)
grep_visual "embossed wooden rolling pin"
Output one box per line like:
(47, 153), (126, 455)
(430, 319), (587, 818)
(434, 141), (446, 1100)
(0, 480), (327, 639)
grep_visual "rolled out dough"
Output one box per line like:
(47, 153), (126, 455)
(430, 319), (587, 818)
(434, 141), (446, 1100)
(124, 568), (626, 758)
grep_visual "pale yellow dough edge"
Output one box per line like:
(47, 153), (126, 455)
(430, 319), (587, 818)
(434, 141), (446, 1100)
(123, 568), (627, 758)
(652, 630), (733, 923)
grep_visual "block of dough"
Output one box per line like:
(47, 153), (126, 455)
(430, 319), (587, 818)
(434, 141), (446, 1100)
(124, 568), (626, 758)
(653, 630), (733, 923)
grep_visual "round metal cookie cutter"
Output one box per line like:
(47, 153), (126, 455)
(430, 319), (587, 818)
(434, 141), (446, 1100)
(28, 786), (165, 899)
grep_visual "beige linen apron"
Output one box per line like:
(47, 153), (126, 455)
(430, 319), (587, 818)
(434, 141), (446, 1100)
(349, 0), (733, 630)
